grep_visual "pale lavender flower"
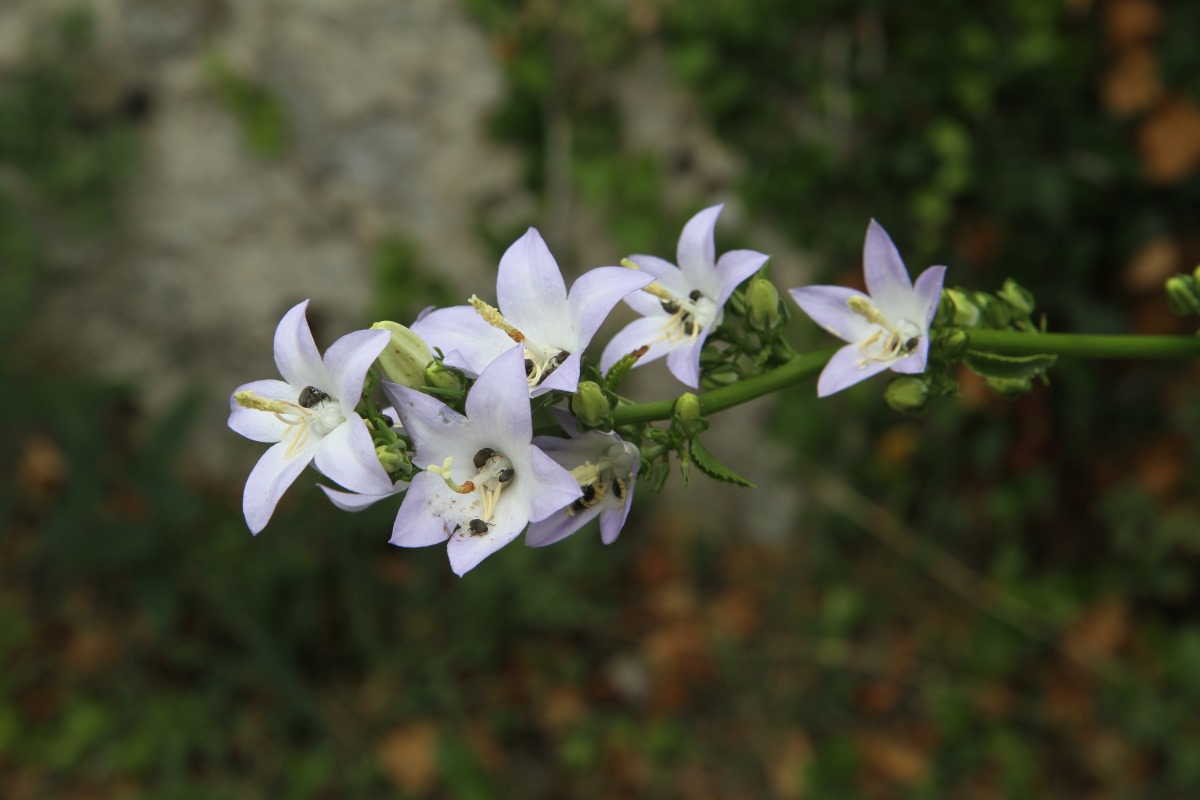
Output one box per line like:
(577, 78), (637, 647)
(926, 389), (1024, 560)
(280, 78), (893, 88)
(527, 409), (639, 548)
(228, 301), (394, 533)
(789, 220), (947, 397)
(599, 205), (769, 388)
(384, 345), (582, 575)
(412, 228), (652, 397)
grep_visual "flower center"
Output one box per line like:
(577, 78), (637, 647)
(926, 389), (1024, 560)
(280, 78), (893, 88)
(233, 386), (345, 458)
(846, 296), (922, 367)
(468, 295), (570, 387)
(428, 446), (516, 528)
(566, 443), (634, 516)
(641, 284), (719, 345)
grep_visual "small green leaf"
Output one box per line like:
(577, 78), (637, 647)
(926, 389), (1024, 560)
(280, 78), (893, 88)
(963, 350), (1056, 381)
(688, 438), (755, 488)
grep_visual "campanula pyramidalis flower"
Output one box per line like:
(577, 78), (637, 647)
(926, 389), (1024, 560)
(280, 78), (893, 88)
(384, 345), (582, 575)
(527, 409), (639, 548)
(600, 204), (769, 388)
(789, 220), (946, 397)
(412, 228), (652, 397)
(228, 301), (394, 533)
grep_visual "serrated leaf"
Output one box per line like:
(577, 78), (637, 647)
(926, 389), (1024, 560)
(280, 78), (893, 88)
(963, 350), (1056, 381)
(688, 438), (755, 488)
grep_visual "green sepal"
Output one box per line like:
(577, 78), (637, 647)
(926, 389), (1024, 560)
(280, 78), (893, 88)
(604, 345), (648, 390)
(963, 350), (1057, 381)
(687, 438), (755, 488)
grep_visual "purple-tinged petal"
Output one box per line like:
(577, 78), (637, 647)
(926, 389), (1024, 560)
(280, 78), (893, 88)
(714, 249), (769, 306)
(243, 439), (315, 534)
(391, 472), (454, 547)
(411, 305), (512, 376)
(383, 382), (472, 467)
(463, 345), (532, 447)
(319, 483), (402, 512)
(532, 351), (582, 397)
(913, 265), (948, 327)
(228, 379), (295, 443)
(526, 446), (584, 523)
(567, 266), (655, 348)
(273, 301), (329, 390)
(626, 254), (692, 300)
(600, 446), (640, 545)
(496, 228), (570, 342)
(788, 285), (875, 344)
(526, 507), (598, 548)
(665, 333), (707, 389)
(676, 205), (722, 290)
(324, 328), (390, 415)
(890, 336), (931, 375)
(447, 517), (525, 576)
(863, 220), (914, 312)
(314, 416), (394, 494)
(599, 315), (678, 374)
(817, 343), (894, 397)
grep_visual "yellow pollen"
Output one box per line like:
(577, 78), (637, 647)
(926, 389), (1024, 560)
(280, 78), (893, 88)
(469, 295), (524, 343)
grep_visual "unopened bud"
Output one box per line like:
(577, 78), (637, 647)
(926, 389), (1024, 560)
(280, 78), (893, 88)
(936, 328), (969, 360)
(1165, 275), (1200, 316)
(884, 376), (930, 415)
(997, 279), (1036, 318)
(674, 392), (702, 422)
(570, 381), (610, 428)
(372, 322), (431, 388)
(424, 361), (460, 390)
(975, 293), (1013, 327)
(943, 288), (981, 327)
(746, 277), (781, 331)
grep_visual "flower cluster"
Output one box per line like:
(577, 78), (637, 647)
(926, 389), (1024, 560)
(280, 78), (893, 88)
(229, 210), (946, 574)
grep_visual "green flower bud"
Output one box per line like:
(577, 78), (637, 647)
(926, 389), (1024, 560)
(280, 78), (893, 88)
(936, 328), (969, 360)
(570, 381), (610, 428)
(424, 361), (460, 390)
(975, 292), (1013, 327)
(1165, 274), (1200, 316)
(675, 392), (702, 422)
(884, 376), (930, 415)
(1192, 264), (1200, 284)
(746, 277), (781, 331)
(944, 288), (981, 327)
(997, 279), (1036, 318)
(371, 322), (432, 388)
(985, 375), (1033, 399)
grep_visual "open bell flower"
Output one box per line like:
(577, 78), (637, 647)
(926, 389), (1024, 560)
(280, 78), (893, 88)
(412, 228), (652, 397)
(228, 301), (395, 533)
(384, 345), (582, 576)
(599, 204), (769, 388)
(527, 409), (639, 548)
(788, 219), (947, 397)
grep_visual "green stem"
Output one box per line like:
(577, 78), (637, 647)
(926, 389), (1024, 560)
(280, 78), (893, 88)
(965, 329), (1200, 359)
(612, 346), (839, 426)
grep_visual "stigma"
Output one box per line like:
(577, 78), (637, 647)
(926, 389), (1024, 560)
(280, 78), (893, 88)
(846, 297), (921, 367)
(235, 386), (345, 457)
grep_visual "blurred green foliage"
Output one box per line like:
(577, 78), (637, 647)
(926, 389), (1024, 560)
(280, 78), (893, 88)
(204, 53), (289, 158)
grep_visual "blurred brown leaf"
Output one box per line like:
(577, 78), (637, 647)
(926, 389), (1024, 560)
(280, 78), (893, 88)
(16, 434), (66, 499)
(376, 722), (439, 795)
(1104, 0), (1162, 51)
(1063, 596), (1131, 662)
(855, 733), (929, 786)
(1103, 47), (1164, 116)
(1123, 237), (1181, 292)
(769, 731), (813, 799)
(1137, 97), (1200, 183)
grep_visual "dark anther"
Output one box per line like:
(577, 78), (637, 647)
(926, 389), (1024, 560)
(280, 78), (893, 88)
(904, 337), (920, 353)
(581, 484), (596, 503)
(473, 448), (495, 469)
(661, 299), (680, 315)
(525, 359), (535, 376)
(468, 518), (490, 536)
(553, 350), (570, 365)
(683, 321), (695, 336)
(570, 499), (588, 513)
(498, 467), (515, 484)
(689, 290), (703, 301)
(298, 386), (331, 408)
(611, 479), (624, 499)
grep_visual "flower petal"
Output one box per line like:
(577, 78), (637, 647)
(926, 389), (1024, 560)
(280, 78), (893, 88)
(788, 285), (875, 344)
(600, 445), (640, 545)
(817, 342), (894, 397)
(626, 254), (692, 300)
(319, 482), (402, 512)
(863, 220), (914, 313)
(890, 335), (931, 375)
(447, 517), (524, 576)
(411, 305), (512, 377)
(383, 382), (473, 467)
(532, 351), (582, 397)
(463, 345), (532, 449)
(913, 265), (948, 327)
(714, 249), (770, 306)
(390, 472), (454, 547)
(665, 332), (707, 389)
(228, 379), (295, 443)
(599, 314), (679, 374)
(314, 415), (394, 494)
(526, 446), (585, 522)
(324, 328), (390, 414)
(274, 300), (329, 390)
(676, 205), (723, 290)
(243, 439), (315, 534)
(567, 266), (655, 349)
(526, 506), (598, 548)
(496, 228), (570, 343)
